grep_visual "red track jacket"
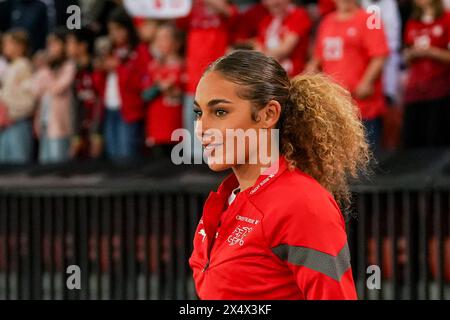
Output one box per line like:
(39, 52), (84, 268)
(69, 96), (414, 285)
(96, 46), (149, 123)
(189, 156), (357, 300)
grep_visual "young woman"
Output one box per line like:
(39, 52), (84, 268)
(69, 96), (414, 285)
(307, 0), (389, 155)
(99, 8), (148, 161)
(256, 0), (312, 77)
(0, 29), (35, 164)
(33, 28), (76, 164)
(176, 0), (238, 160)
(66, 29), (104, 160)
(142, 23), (184, 157)
(189, 50), (369, 300)
(402, 0), (450, 148)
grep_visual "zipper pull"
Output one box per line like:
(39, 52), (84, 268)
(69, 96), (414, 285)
(202, 259), (210, 272)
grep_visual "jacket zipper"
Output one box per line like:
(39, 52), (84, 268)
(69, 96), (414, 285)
(202, 259), (210, 272)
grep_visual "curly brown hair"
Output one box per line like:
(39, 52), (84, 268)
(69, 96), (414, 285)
(206, 50), (370, 213)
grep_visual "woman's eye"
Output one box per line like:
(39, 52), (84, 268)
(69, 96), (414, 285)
(215, 109), (227, 117)
(193, 109), (202, 119)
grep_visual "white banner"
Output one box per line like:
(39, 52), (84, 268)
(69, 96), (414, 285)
(124, 0), (192, 19)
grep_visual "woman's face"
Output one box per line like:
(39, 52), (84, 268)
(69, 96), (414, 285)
(153, 27), (176, 57)
(262, 0), (291, 16)
(46, 35), (65, 60)
(108, 22), (129, 47)
(66, 34), (80, 59)
(334, 0), (359, 11)
(414, 0), (434, 9)
(2, 35), (20, 60)
(194, 71), (270, 172)
(138, 20), (158, 43)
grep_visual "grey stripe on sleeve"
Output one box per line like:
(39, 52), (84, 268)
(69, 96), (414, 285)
(272, 242), (351, 281)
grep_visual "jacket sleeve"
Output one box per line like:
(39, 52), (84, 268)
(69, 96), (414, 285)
(49, 62), (76, 95)
(262, 192), (358, 300)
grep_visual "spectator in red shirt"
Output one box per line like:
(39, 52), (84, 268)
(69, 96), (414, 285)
(190, 50), (369, 299)
(307, 0), (389, 155)
(256, 0), (312, 77)
(176, 0), (238, 160)
(232, 2), (269, 47)
(142, 23), (184, 158)
(318, 0), (336, 17)
(134, 17), (158, 65)
(402, 0), (450, 148)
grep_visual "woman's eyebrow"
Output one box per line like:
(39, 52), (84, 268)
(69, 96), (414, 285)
(194, 99), (233, 108)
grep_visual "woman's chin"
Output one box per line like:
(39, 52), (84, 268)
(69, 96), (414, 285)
(206, 158), (232, 172)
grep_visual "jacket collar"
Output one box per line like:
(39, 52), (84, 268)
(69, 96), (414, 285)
(201, 155), (289, 253)
(215, 154), (289, 198)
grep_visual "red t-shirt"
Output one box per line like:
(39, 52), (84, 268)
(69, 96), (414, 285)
(318, 0), (336, 17)
(404, 12), (450, 103)
(145, 58), (184, 146)
(314, 9), (390, 120)
(232, 3), (269, 44)
(176, 0), (238, 94)
(258, 5), (312, 77)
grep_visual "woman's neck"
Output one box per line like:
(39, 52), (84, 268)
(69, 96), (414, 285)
(337, 4), (359, 20)
(8, 54), (22, 62)
(232, 154), (280, 192)
(422, 6), (435, 20)
(232, 163), (267, 192)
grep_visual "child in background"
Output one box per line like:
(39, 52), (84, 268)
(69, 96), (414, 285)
(142, 23), (184, 158)
(232, 2), (269, 48)
(256, 0), (312, 77)
(98, 8), (148, 162)
(33, 28), (76, 164)
(135, 17), (158, 60)
(66, 29), (104, 160)
(0, 29), (35, 164)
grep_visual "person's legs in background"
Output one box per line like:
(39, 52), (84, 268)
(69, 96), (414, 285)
(39, 134), (50, 164)
(0, 119), (33, 164)
(39, 133), (70, 165)
(0, 128), (8, 163)
(117, 117), (144, 161)
(428, 95), (450, 147)
(47, 137), (70, 163)
(104, 109), (120, 160)
(402, 100), (438, 149)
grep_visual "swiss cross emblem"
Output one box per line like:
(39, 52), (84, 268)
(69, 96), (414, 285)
(227, 226), (252, 246)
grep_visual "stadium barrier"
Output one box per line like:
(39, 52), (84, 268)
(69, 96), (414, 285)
(0, 149), (449, 300)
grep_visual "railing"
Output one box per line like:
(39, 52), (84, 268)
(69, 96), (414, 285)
(0, 149), (449, 300)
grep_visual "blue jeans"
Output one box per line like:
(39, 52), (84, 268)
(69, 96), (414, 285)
(0, 119), (33, 164)
(39, 135), (70, 164)
(104, 109), (143, 161)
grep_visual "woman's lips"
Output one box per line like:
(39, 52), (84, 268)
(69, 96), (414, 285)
(203, 143), (223, 151)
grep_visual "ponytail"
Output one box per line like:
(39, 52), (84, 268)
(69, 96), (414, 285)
(281, 73), (370, 211)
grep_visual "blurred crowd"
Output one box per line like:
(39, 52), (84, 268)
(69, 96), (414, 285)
(0, 0), (449, 165)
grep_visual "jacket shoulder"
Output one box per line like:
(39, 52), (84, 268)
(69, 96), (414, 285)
(248, 168), (347, 253)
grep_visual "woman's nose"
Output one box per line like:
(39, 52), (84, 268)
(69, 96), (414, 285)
(194, 120), (205, 142)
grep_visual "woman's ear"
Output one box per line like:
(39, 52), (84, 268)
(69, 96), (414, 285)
(258, 100), (281, 129)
